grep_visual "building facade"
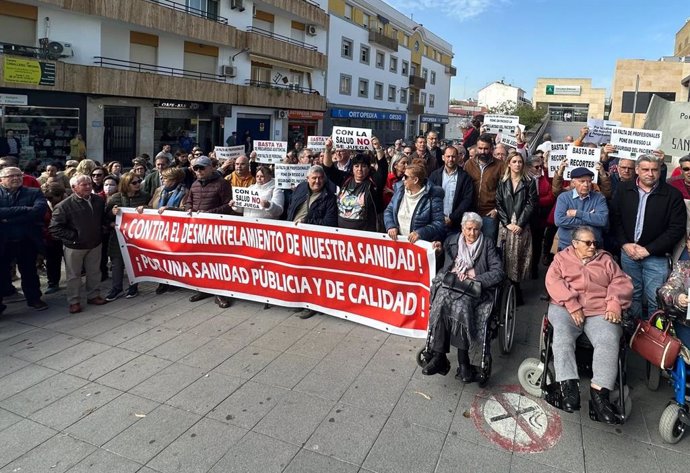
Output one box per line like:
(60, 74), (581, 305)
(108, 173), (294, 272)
(0, 0), (329, 164)
(477, 81), (529, 111)
(532, 78), (606, 122)
(676, 19), (690, 57)
(323, 0), (455, 144)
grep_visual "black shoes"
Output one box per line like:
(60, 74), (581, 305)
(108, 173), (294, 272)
(455, 364), (476, 383)
(590, 387), (619, 424)
(422, 353), (451, 376)
(189, 292), (212, 302)
(215, 296), (232, 308)
(155, 284), (169, 295)
(560, 379), (581, 412)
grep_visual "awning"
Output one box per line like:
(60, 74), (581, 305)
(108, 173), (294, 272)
(249, 54), (313, 73)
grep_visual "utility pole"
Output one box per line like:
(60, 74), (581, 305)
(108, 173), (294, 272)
(631, 74), (640, 128)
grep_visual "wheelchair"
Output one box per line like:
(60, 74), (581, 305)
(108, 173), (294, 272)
(517, 307), (632, 424)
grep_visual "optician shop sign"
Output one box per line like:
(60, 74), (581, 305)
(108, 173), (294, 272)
(330, 108), (405, 121)
(420, 115), (450, 124)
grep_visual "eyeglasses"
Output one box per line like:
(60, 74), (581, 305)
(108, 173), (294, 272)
(574, 239), (597, 247)
(192, 165), (206, 171)
(532, 165), (543, 169)
(131, 180), (142, 185)
(91, 173), (104, 177)
(682, 167), (690, 172)
(193, 153), (203, 156)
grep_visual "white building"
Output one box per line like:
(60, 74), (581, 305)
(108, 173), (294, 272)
(323, 0), (455, 143)
(477, 81), (530, 111)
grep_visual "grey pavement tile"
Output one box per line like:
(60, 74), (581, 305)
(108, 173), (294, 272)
(325, 332), (386, 364)
(208, 381), (288, 430)
(362, 417), (446, 473)
(178, 337), (246, 370)
(66, 393), (160, 447)
(0, 408), (22, 432)
(283, 449), (359, 473)
(208, 431), (299, 473)
(435, 433), (512, 473)
(103, 404), (201, 464)
(30, 383), (122, 430)
(132, 298), (214, 326)
(37, 340), (112, 371)
(510, 456), (575, 473)
(0, 363), (58, 401)
(638, 399), (690, 455)
(449, 389), (509, 452)
(0, 327), (60, 356)
(106, 293), (182, 321)
(582, 425), (660, 473)
(0, 433), (95, 473)
(0, 372), (87, 416)
(0, 320), (34, 342)
(213, 345), (282, 379)
(10, 332), (84, 363)
(159, 306), (222, 332)
(293, 357), (363, 401)
(653, 444), (690, 470)
(252, 352), (321, 389)
(167, 371), (244, 415)
(96, 354), (171, 391)
(91, 321), (153, 346)
(147, 332), (214, 362)
(285, 328), (348, 358)
(66, 448), (143, 473)
(146, 417), (247, 473)
(390, 376), (461, 433)
(117, 327), (180, 353)
(253, 390), (334, 445)
(0, 419), (56, 468)
(340, 370), (408, 415)
(249, 324), (310, 352)
(65, 347), (140, 381)
(66, 315), (130, 339)
(312, 315), (359, 335)
(305, 403), (387, 465)
(221, 313), (287, 344)
(363, 336), (421, 378)
(0, 355), (30, 378)
(130, 363), (204, 403)
(41, 313), (107, 335)
(188, 314), (246, 338)
(278, 310), (328, 330)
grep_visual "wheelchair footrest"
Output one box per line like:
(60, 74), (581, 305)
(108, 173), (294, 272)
(544, 382), (564, 410)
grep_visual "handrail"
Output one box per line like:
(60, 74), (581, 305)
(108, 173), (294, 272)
(93, 56), (226, 83)
(246, 26), (318, 51)
(143, 0), (229, 24)
(1, 42), (53, 60)
(244, 79), (319, 95)
(527, 115), (550, 156)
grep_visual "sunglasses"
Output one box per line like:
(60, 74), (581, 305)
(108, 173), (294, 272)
(193, 153), (203, 156)
(532, 165), (543, 169)
(192, 165), (207, 171)
(682, 167), (690, 172)
(574, 239), (597, 247)
(91, 173), (104, 177)
(131, 180), (142, 185)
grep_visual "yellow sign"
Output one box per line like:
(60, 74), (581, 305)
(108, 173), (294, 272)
(3, 57), (56, 86)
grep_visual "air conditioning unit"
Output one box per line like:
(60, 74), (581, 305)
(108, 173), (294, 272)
(230, 0), (245, 11)
(46, 41), (73, 59)
(306, 24), (317, 36)
(276, 110), (288, 119)
(221, 65), (237, 77)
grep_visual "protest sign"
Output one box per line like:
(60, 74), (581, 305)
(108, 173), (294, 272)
(254, 140), (288, 164)
(332, 126), (374, 151)
(610, 126), (662, 159)
(214, 145), (245, 161)
(643, 95), (690, 158)
(275, 163), (310, 189)
(545, 142), (571, 178)
(565, 146), (599, 183)
(115, 210), (435, 338)
(232, 187), (262, 210)
(483, 115), (520, 134)
(584, 119), (620, 145)
(307, 135), (329, 153)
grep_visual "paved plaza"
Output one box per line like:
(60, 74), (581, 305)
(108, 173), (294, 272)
(0, 276), (688, 473)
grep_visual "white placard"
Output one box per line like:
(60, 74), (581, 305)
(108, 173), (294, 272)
(546, 143), (571, 177)
(254, 140), (288, 164)
(565, 146), (599, 183)
(332, 126), (374, 151)
(584, 119), (621, 145)
(214, 145), (245, 161)
(483, 115), (520, 134)
(307, 136), (329, 153)
(610, 127), (663, 159)
(275, 164), (311, 189)
(232, 187), (263, 209)
(496, 124), (525, 149)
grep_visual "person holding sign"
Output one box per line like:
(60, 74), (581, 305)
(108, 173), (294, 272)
(229, 166), (283, 220)
(225, 156), (255, 189)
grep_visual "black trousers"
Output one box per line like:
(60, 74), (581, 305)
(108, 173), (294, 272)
(45, 239), (64, 287)
(429, 316), (470, 353)
(0, 241), (41, 303)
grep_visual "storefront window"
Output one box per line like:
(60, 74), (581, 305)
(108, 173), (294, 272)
(154, 106), (213, 154)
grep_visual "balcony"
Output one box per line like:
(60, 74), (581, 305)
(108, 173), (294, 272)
(408, 103), (425, 115)
(240, 80), (325, 110)
(144, 0), (228, 24)
(94, 57), (226, 83)
(245, 27), (327, 70)
(368, 29), (398, 52)
(255, 0), (329, 29)
(445, 65), (457, 76)
(409, 74), (426, 89)
(244, 79), (318, 95)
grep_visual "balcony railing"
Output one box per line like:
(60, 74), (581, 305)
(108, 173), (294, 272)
(244, 79), (319, 95)
(144, 0), (229, 24)
(408, 103), (424, 115)
(368, 29), (398, 52)
(445, 65), (457, 76)
(93, 57), (226, 83)
(409, 74), (426, 89)
(246, 26), (317, 51)
(1, 42), (57, 60)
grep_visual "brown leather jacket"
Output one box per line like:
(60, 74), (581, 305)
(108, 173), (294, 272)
(463, 157), (507, 216)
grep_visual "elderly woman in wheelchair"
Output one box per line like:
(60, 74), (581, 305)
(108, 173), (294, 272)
(545, 226), (633, 424)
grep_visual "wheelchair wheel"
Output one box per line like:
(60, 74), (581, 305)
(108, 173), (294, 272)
(659, 403), (687, 444)
(518, 357), (552, 397)
(416, 347), (432, 368)
(646, 361), (661, 391)
(498, 283), (517, 354)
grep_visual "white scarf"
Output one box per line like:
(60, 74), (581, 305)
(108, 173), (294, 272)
(452, 233), (484, 275)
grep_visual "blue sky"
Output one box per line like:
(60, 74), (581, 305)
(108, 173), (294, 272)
(385, 0), (688, 100)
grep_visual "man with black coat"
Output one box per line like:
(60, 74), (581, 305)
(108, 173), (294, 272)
(429, 145), (475, 230)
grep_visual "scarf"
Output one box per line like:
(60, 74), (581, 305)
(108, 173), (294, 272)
(452, 233), (484, 276)
(159, 184), (186, 208)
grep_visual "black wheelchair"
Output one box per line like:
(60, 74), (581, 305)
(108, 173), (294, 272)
(518, 308), (633, 424)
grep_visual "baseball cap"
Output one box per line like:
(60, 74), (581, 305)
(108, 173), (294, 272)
(193, 156), (212, 168)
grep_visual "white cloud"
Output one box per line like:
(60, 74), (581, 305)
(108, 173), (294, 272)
(384, 0), (499, 21)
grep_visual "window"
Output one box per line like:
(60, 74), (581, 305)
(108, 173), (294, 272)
(375, 51), (385, 69)
(621, 91), (676, 113)
(360, 45), (370, 64)
(403, 34), (409, 47)
(340, 74), (352, 95)
(410, 64), (417, 76)
(358, 79), (369, 98)
(392, 27), (399, 40)
(362, 13), (370, 28)
(374, 82), (383, 100)
(344, 4), (352, 19)
(420, 92), (426, 105)
(429, 94), (435, 108)
(341, 38), (353, 59)
(400, 88), (407, 103)
(401, 60), (409, 76)
(430, 71), (436, 85)
(422, 68), (428, 80)
(390, 56), (398, 72)
(250, 63), (271, 83)
(388, 85), (396, 102)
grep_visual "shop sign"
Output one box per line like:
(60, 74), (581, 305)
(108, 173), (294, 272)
(289, 110), (324, 120)
(545, 85), (581, 96)
(420, 115), (450, 124)
(0, 93), (28, 105)
(155, 100), (205, 110)
(3, 57), (56, 86)
(330, 108), (405, 122)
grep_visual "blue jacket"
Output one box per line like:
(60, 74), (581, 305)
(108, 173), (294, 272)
(554, 189), (608, 249)
(384, 181), (446, 242)
(428, 166), (475, 229)
(0, 185), (47, 248)
(286, 179), (338, 227)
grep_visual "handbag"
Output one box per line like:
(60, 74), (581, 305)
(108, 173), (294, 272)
(441, 272), (482, 299)
(629, 312), (682, 370)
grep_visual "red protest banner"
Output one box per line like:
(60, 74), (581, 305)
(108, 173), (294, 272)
(115, 210), (435, 338)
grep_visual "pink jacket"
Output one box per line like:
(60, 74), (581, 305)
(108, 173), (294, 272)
(545, 246), (633, 316)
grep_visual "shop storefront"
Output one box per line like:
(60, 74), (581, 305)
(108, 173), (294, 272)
(0, 89), (86, 166)
(420, 114), (449, 138)
(324, 107), (406, 146)
(154, 100), (217, 155)
(287, 110), (323, 150)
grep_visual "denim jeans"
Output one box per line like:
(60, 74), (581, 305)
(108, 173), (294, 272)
(481, 216), (498, 244)
(620, 252), (669, 319)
